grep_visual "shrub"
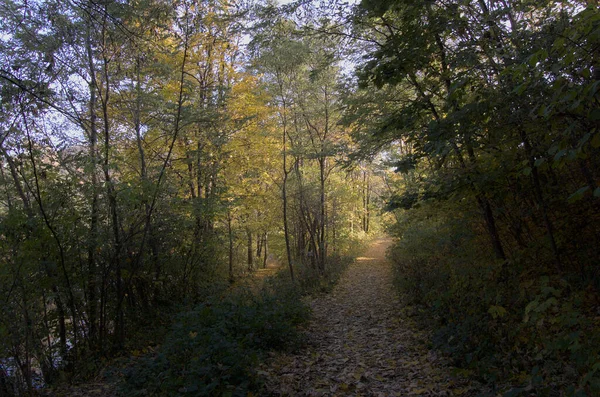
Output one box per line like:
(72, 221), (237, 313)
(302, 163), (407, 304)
(120, 280), (309, 396)
(390, 203), (600, 396)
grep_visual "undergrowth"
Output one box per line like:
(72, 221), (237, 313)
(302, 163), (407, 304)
(117, 248), (361, 396)
(290, 254), (354, 294)
(118, 277), (309, 396)
(390, 202), (600, 397)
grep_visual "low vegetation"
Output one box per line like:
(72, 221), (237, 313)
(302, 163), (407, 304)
(390, 202), (600, 396)
(118, 250), (357, 397)
(119, 279), (308, 396)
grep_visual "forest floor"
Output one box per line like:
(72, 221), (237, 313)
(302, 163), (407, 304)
(45, 239), (487, 397)
(259, 238), (485, 397)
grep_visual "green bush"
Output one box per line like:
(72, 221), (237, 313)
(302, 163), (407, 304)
(391, 203), (600, 396)
(119, 280), (309, 396)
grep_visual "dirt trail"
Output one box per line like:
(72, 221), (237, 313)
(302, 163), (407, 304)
(260, 238), (480, 396)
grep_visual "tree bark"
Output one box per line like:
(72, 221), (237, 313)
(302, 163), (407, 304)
(98, 7), (125, 348)
(278, 74), (294, 282)
(263, 233), (268, 269)
(247, 229), (253, 271)
(227, 211), (234, 282)
(84, 15), (99, 347)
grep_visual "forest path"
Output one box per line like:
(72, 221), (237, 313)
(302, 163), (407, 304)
(260, 238), (478, 396)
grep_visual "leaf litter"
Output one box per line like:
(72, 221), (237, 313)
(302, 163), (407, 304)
(259, 238), (487, 396)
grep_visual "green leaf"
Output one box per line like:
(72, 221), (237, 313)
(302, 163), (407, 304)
(528, 53), (539, 67)
(553, 37), (565, 50)
(591, 132), (600, 148)
(568, 186), (590, 203)
(513, 83), (528, 95)
(582, 68), (591, 79)
(554, 149), (567, 162)
(586, 80), (600, 97)
(579, 132), (591, 147)
(488, 305), (507, 319)
(594, 187), (600, 198)
(589, 108), (600, 122)
(524, 300), (539, 323)
(538, 104), (547, 117)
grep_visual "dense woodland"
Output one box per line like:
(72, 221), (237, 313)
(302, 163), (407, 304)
(0, 0), (599, 395)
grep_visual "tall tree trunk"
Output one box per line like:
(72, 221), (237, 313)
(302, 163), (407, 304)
(20, 285), (33, 393)
(1, 151), (32, 216)
(332, 198), (337, 253)
(362, 169), (370, 233)
(134, 56), (160, 300)
(85, 17), (99, 347)
(22, 106), (79, 363)
(278, 75), (294, 282)
(99, 9), (125, 348)
(421, 15), (507, 261)
(366, 173), (370, 233)
(256, 232), (263, 259)
(465, 145), (507, 261)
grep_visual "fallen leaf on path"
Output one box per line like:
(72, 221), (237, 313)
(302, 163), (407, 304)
(259, 238), (488, 396)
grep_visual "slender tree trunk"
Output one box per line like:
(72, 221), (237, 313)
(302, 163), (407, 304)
(278, 77), (294, 281)
(99, 11), (125, 347)
(247, 229), (253, 271)
(362, 169), (369, 233)
(85, 19), (99, 347)
(134, 56), (160, 301)
(332, 198), (337, 253)
(1, 151), (32, 216)
(21, 290), (32, 392)
(256, 232), (263, 259)
(22, 108), (78, 362)
(366, 173), (370, 233)
(465, 145), (507, 261)
(263, 233), (268, 269)
(478, 195), (506, 260)
(520, 129), (561, 268)
(413, 20), (507, 261)
(40, 290), (56, 384)
(228, 211), (234, 281)
(319, 157), (326, 272)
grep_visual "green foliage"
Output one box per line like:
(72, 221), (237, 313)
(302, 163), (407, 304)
(352, 2), (600, 392)
(120, 280), (309, 396)
(390, 203), (600, 396)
